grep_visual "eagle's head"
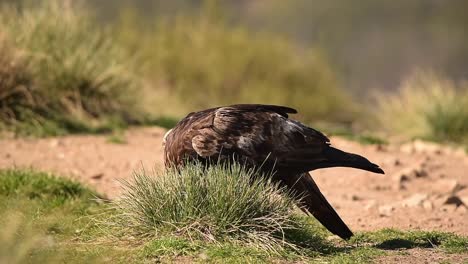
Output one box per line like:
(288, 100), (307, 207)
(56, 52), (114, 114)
(162, 129), (173, 147)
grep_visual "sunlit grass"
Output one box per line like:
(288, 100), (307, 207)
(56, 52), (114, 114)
(0, 33), (34, 134)
(108, 162), (302, 253)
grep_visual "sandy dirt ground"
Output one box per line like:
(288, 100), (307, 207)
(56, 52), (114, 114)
(1, 127), (467, 239)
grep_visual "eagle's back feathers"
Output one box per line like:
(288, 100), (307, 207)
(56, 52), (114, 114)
(165, 104), (330, 170)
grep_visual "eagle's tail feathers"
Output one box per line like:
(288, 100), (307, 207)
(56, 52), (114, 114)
(285, 173), (353, 240)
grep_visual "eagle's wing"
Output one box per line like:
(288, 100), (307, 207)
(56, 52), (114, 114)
(191, 105), (382, 174)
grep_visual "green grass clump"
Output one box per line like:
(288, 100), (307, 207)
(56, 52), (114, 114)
(116, 5), (357, 123)
(0, 1), (143, 136)
(111, 162), (301, 252)
(377, 71), (468, 146)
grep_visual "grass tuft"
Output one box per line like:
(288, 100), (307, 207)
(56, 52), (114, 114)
(109, 162), (302, 253)
(0, 1), (143, 136)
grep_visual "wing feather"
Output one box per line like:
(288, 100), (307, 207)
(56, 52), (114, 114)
(206, 106), (330, 169)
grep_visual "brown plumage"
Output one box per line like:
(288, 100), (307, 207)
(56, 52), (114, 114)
(163, 104), (384, 240)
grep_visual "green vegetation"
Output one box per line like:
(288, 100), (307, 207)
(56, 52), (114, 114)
(1, 168), (466, 263)
(377, 71), (468, 146)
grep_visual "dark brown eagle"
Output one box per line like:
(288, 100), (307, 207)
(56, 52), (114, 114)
(163, 104), (384, 240)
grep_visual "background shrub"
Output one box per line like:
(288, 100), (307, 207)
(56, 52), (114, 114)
(116, 7), (357, 123)
(376, 71), (468, 146)
(0, 1), (143, 136)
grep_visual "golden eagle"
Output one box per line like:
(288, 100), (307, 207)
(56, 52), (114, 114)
(163, 104), (384, 240)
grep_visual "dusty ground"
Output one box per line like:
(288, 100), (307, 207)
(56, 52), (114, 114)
(376, 248), (466, 264)
(1, 127), (467, 238)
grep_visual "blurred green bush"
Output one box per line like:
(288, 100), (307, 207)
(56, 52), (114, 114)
(116, 7), (356, 122)
(377, 71), (468, 146)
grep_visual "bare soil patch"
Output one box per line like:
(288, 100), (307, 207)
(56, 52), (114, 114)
(1, 127), (467, 237)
